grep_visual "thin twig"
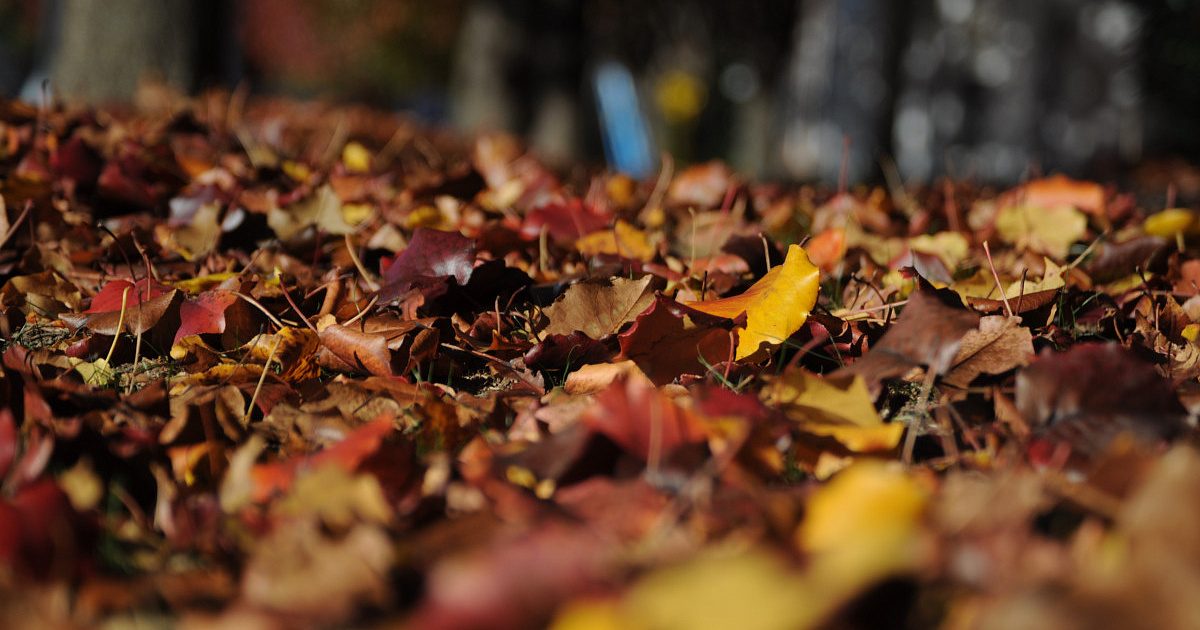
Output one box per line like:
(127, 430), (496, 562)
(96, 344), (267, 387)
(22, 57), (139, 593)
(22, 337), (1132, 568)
(0, 200), (33, 251)
(104, 286), (132, 369)
(981, 241), (1013, 318)
(233, 292), (285, 329)
(245, 337), (282, 422)
(279, 278), (319, 334)
(344, 234), (380, 291)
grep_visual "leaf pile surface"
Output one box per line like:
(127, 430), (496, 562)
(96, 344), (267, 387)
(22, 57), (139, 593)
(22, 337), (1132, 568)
(2, 94), (1200, 629)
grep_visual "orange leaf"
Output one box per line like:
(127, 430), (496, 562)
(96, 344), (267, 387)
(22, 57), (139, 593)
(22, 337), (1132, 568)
(805, 229), (845, 271)
(1008, 174), (1105, 215)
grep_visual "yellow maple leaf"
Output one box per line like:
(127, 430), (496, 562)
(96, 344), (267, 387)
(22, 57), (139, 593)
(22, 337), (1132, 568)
(686, 244), (820, 360)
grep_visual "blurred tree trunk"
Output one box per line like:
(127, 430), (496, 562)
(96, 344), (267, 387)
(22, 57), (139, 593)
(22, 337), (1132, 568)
(50, 0), (195, 104)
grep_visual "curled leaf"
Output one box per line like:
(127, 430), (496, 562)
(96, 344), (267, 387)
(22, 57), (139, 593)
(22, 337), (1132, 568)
(687, 244), (820, 360)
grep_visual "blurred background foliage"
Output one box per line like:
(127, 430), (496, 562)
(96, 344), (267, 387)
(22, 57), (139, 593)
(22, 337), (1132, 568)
(2, 0), (1200, 187)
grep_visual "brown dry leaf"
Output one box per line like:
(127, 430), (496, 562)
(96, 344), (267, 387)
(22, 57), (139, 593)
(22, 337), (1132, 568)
(241, 518), (393, 625)
(1116, 446), (1200, 586)
(541, 275), (659, 339)
(834, 289), (980, 392)
(62, 282), (183, 337)
(969, 447), (1200, 630)
(0, 271), (83, 315)
(942, 316), (1034, 388)
(318, 324), (395, 377)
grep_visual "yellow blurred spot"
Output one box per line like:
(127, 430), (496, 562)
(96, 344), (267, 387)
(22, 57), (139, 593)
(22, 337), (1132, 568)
(799, 461), (928, 589)
(994, 203), (1087, 259)
(505, 465), (538, 489)
(1145, 208), (1197, 239)
(59, 458), (104, 511)
(342, 142), (372, 173)
(805, 423), (905, 453)
(405, 205), (445, 230)
(641, 206), (666, 229)
(548, 599), (627, 630)
(910, 231), (970, 268)
(655, 70), (708, 124)
(876, 269), (917, 297)
(282, 160), (311, 182)
(277, 464), (392, 529)
(173, 272), (239, 295)
(535, 478), (557, 500)
(1184, 323), (1200, 342)
(625, 548), (820, 630)
(69, 356), (114, 385)
(342, 202), (373, 226)
(607, 174), (638, 207)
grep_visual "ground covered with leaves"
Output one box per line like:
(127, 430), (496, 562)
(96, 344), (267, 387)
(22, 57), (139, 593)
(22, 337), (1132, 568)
(2, 92), (1200, 629)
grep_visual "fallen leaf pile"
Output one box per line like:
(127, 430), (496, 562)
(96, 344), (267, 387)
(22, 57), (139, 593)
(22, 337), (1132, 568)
(3, 92), (1200, 629)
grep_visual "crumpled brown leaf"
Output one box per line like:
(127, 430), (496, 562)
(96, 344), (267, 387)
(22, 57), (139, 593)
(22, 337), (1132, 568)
(834, 289), (980, 393)
(540, 275), (659, 339)
(942, 316), (1034, 388)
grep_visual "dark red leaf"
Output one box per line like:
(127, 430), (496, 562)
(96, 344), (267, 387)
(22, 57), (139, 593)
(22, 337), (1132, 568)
(85, 277), (174, 314)
(582, 375), (707, 462)
(0, 408), (14, 481)
(1017, 343), (1187, 461)
(377, 228), (476, 303)
(521, 198), (609, 244)
(175, 289), (240, 344)
(616, 294), (733, 385)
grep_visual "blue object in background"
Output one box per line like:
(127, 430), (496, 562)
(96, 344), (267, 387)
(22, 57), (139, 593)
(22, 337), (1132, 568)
(593, 60), (656, 179)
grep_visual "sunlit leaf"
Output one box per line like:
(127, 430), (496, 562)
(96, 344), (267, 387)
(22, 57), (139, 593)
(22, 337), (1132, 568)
(994, 203), (1087, 259)
(576, 220), (657, 261)
(686, 244), (820, 359)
